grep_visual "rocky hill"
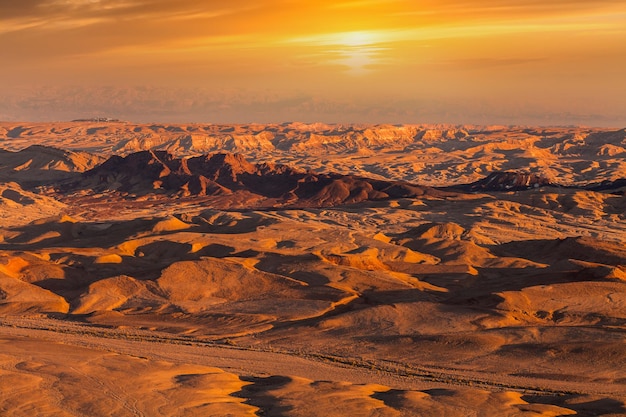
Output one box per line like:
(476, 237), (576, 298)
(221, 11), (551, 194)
(61, 150), (448, 207)
(0, 145), (105, 187)
(453, 171), (555, 192)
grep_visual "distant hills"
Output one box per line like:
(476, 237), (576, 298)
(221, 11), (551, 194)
(1, 122), (624, 188)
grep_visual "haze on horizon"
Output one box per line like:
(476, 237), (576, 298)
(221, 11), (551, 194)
(1, 0), (625, 127)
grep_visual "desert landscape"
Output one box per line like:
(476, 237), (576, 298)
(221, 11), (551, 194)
(0, 121), (624, 416)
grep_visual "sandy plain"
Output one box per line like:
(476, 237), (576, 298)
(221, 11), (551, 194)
(0, 122), (625, 416)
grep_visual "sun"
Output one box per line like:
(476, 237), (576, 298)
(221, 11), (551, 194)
(336, 31), (378, 47)
(286, 29), (396, 75)
(289, 30), (390, 75)
(333, 32), (388, 74)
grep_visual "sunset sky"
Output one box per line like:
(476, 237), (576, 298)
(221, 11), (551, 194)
(1, 0), (625, 126)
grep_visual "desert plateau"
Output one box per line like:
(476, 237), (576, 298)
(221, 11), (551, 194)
(0, 121), (625, 416)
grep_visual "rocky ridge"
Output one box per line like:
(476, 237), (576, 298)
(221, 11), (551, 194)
(61, 150), (446, 207)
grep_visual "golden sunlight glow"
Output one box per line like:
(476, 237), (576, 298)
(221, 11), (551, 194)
(288, 31), (393, 74)
(1, 0), (625, 124)
(328, 32), (389, 74)
(336, 31), (378, 47)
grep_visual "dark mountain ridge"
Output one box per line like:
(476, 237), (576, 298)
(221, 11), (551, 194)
(451, 171), (555, 192)
(451, 170), (626, 194)
(61, 150), (449, 207)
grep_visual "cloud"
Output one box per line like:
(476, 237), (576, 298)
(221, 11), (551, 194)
(0, 0), (47, 17)
(3, 1), (623, 50)
(394, 0), (623, 14)
(0, 1), (269, 64)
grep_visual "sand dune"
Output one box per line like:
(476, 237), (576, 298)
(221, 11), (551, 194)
(4, 329), (608, 416)
(0, 123), (625, 415)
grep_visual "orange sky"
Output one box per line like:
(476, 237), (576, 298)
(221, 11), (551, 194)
(1, 0), (625, 125)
